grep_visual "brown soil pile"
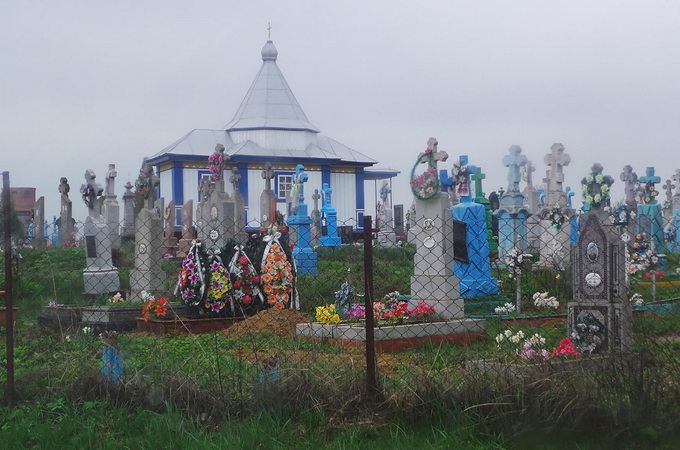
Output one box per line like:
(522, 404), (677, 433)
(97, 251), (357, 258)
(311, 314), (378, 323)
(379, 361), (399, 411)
(222, 308), (311, 338)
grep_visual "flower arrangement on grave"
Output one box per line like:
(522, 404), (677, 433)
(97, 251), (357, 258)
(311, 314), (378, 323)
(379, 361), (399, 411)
(640, 177), (659, 204)
(108, 291), (125, 304)
(338, 288), (436, 324)
(494, 302), (517, 314)
(410, 147), (441, 200)
(141, 292), (169, 323)
(134, 170), (153, 200)
(260, 235), (295, 309)
(176, 240), (207, 307)
(503, 247), (534, 276)
(334, 282), (355, 314)
(532, 292), (559, 310)
(208, 148), (226, 181)
(629, 293), (645, 306)
(581, 164), (614, 209)
(543, 205), (567, 231)
(227, 245), (263, 314)
(495, 330), (581, 361)
(629, 233), (665, 278)
(552, 338), (580, 357)
(315, 304), (341, 325)
(571, 315), (606, 354)
(609, 202), (635, 227)
(205, 252), (233, 312)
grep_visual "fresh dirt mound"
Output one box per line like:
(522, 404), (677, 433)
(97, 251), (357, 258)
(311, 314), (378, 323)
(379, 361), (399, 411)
(222, 308), (311, 338)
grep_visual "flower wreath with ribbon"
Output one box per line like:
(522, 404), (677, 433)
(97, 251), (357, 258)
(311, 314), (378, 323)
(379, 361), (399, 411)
(134, 170), (153, 200)
(260, 232), (297, 309)
(208, 148), (226, 181)
(204, 250), (233, 313)
(228, 245), (263, 314)
(175, 240), (207, 306)
(581, 164), (614, 209)
(409, 148), (441, 200)
(543, 205), (567, 230)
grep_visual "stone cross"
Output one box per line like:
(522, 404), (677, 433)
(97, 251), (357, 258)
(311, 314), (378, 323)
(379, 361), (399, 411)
(105, 163), (117, 197)
(261, 162), (275, 192)
(502, 145), (527, 192)
(471, 167), (485, 199)
(544, 143), (571, 194)
(140, 161), (160, 210)
(523, 160), (536, 187)
(229, 167), (241, 194)
(427, 137), (449, 164)
(59, 177), (70, 211)
(292, 164), (308, 206)
(199, 177), (214, 204)
(312, 189), (320, 212)
(321, 183), (332, 208)
(673, 169), (680, 196)
(640, 167), (661, 205)
(380, 180), (392, 208)
(620, 165), (639, 204)
(663, 179), (675, 204)
(81, 169), (103, 218)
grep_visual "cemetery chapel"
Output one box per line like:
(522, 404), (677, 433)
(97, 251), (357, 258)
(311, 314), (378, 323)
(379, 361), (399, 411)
(147, 39), (397, 230)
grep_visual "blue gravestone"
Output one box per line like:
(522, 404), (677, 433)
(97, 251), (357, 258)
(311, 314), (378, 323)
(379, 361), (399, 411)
(287, 165), (318, 275)
(450, 159), (498, 297)
(318, 183), (343, 246)
(496, 146), (530, 262)
(637, 167), (664, 251)
(52, 216), (59, 246)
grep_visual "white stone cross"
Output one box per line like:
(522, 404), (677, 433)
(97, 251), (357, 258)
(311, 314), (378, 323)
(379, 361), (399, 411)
(620, 165), (639, 203)
(261, 162), (275, 192)
(663, 179), (675, 204)
(543, 143), (570, 194)
(523, 160), (536, 187)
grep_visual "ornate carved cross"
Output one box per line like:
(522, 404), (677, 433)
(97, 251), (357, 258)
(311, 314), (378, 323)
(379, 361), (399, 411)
(620, 165), (639, 203)
(261, 162), (275, 192)
(543, 143), (570, 193)
(663, 179), (675, 204)
(503, 145), (527, 192)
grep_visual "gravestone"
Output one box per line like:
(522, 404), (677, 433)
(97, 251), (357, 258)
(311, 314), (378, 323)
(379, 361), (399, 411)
(662, 178), (675, 221)
(162, 200), (178, 256)
(81, 169), (120, 297)
(318, 183), (343, 247)
(32, 196), (45, 248)
(177, 200), (194, 257)
(102, 163), (120, 250)
(394, 204), (405, 238)
(130, 162), (165, 301)
(408, 138), (462, 319)
(286, 165), (318, 275)
(543, 143), (571, 208)
(495, 145), (530, 263)
(197, 144), (234, 250)
(637, 167), (664, 251)
(522, 160), (540, 214)
(120, 181), (135, 241)
(56, 177), (76, 246)
(260, 162), (276, 228)
(569, 164), (631, 354)
(619, 165), (639, 247)
(451, 161), (498, 297)
(377, 180), (395, 246)
(229, 166), (247, 242)
(472, 167), (496, 254)
(310, 189), (321, 246)
(535, 144), (573, 270)
(672, 169), (680, 211)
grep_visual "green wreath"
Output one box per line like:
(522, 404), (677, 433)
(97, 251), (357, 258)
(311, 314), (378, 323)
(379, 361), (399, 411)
(409, 149), (441, 200)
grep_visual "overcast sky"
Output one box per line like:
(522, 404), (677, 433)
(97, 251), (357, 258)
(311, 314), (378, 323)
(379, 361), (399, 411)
(2, 1), (679, 221)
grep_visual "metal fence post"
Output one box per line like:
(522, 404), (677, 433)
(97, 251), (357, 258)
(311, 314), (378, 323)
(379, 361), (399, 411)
(363, 215), (378, 397)
(3, 171), (15, 406)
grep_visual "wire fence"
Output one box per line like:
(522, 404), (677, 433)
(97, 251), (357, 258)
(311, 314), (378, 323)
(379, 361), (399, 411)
(2, 178), (680, 429)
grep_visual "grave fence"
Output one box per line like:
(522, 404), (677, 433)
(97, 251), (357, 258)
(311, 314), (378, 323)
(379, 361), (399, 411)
(2, 204), (680, 427)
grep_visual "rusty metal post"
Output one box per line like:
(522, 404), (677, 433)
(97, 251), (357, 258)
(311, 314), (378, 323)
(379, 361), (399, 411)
(3, 171), (15, 406)
(363, 216), (378, 397)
